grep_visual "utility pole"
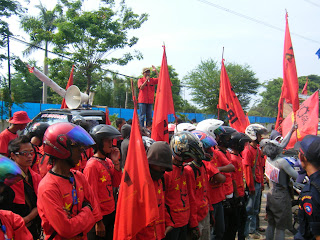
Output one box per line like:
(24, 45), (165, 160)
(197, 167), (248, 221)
(42, 41), (48, 103)
(7, 34), (12, 117)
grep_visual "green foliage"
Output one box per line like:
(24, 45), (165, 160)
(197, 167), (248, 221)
(184, 59), (259, 115)
(10, 58), (43, 103)
(0, 0), (23, 64)
(109, 113), (118, 128)
(51, 0), (148, 93)
(250, 75), (320, 117)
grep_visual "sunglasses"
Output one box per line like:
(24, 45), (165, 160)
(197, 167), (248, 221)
(14, 150), (35, 157)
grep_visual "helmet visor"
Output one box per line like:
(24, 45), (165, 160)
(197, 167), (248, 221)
(0, 156), (23, 185)
(66, 126), (95, 147)
(202, 136), (217, 149)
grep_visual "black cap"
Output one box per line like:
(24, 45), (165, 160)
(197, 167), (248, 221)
(294, 135), (320, 162)
(147, 141), (173, 171)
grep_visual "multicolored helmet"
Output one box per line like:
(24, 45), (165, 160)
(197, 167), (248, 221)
(170, 131), (205, 162)
(191, 130), (217, 149)
(142, 136), (156, 151)
(43, 122), (95, 159)
(0, 155), (22, 185)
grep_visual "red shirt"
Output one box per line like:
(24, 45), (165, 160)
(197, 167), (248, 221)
(83, 157), (122, 216)
(37, 170), (102, 240)
(242, 145), (263, 192)
(39, 155), (52, 178)
(207, 148), (231, 204)
(9, 168), (41, 205)
(138, 77), (158, 104)
(0, 210), (33, 240)
(0, 128), (17, 156)
(229, 152), (245, 197)
(184, 162), (209, 224)
(164, 165), (190, 228)
(136, 179), (166, 240)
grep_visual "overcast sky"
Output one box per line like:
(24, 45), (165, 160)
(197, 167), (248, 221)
(6, 0), (320, 105)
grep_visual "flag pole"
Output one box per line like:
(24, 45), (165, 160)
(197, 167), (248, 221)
(218, 47), (225, 120)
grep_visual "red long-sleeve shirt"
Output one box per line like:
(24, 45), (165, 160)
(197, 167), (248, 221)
(229, 153), (245, 197)
(37, 170), (102, 240)
(207, 148), (231, 204)
(0, 210), (33, 240)
(242, 145), (263, 192)
(164, 165), (190, 228)
(0, 129), (17, 156)
(184, 162), (209, 224)
(137, 77), (158, 104)
(136, 179), (167, 240)
(83, 156), (122, 216)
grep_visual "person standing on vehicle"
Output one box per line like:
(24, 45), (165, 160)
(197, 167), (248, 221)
(295, 135), (320, 240)
(0, 111), (31, 157)
(263, 140), (298, 240)
(37, 122), (103, 239)
(84, 124), (123, 240)
(137, 66), (159, 127)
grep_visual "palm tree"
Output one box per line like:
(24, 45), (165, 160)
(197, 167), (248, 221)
(21, 2), (60, 103)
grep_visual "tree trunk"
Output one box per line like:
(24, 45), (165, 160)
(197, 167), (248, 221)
(42, 41), (48, 103)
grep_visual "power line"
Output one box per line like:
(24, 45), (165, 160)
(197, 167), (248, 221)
(197, 0), (320, 44)
(302, 0), (320, 8)
(1, 33), (139, 80)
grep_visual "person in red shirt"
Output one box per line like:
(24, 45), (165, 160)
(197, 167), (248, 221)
(84, 124), (123, 240)
(27, 122), (49, 174)
(243, 124), (267, 239)
(227, 132), (252, 240)
(7, 135), (42, 239)
(37, 122), (103, 240)
(136, 141), (173, 240)
(0, 155), (33, 240)
(0, 111), (31, 157)
(137, 66), (159, 127)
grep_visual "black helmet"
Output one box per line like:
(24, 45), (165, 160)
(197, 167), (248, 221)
(170, 131), (205, 162)
(221, 126), (237, 136)
(28, 122), (50, 143)
(216, 126), (237, 147)
(90, 124), (121, 154)
(229, 132), (251, 152)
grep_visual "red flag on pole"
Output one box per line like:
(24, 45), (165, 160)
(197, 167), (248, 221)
(275, 90), (285, 134)
(61, 65), (74, 109)
(151, 46), (176, 143)
(302, 77), (308, 95)
(218, 59), (250, 133)
(282, 13), (299, 112)
(113, 83), (159, 240)
(282, 91), (319, 149)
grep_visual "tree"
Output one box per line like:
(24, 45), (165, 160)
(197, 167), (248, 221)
(250, 74), (320, 117)
(0, 0), (22, 64)
(184, 59), (259, 115)
(52, 0), (148, 94)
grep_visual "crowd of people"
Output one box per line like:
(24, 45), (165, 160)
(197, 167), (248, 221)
(0, 108), (320, 240)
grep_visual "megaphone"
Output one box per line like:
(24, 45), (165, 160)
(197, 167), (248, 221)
(65, 85), (89, 109)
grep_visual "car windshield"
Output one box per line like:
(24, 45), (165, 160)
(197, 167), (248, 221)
(35, 113), (70, 125)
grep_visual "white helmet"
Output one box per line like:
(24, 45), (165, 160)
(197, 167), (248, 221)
(174, 123), (196, 133)
(245, 124), (267, 141)
(196, 119), (224, 139)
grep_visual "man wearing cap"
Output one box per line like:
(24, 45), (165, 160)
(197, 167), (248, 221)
(0, 111), (31, 157)
(137, 66), (159, 127)
(295, 135), (320, 240)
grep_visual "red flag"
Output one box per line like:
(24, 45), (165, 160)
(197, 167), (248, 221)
(151, 46), (176, 143)
(282, 91), (319, 149)
(282, 13), (299, 112)
(61, 65), (74, 109)
(218, 59), (250, 133)
(105, 107), (111, 125)
(275, 90), (285, 134)
(302, 77), (308, 95)
(113, 94), (159, 240)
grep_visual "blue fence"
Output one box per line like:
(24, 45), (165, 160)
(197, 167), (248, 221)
(0, 102), (276, 124)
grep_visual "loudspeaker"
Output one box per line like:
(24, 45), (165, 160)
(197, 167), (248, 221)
(65, 85), (89, 109)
